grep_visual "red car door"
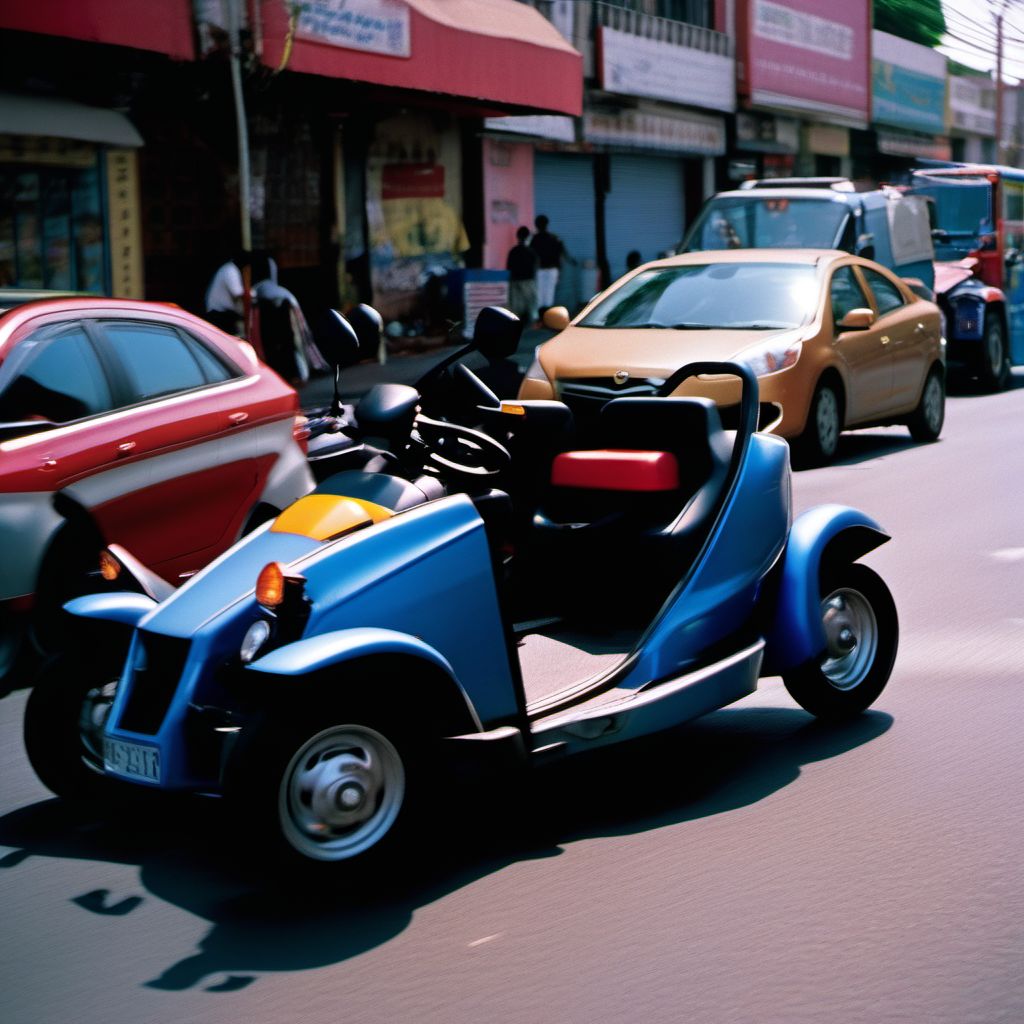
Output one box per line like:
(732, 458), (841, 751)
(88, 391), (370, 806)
(82, 318), (264, 580)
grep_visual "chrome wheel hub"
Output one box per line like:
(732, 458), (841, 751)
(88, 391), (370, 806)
(280, 725), (405, 861)
(820, 588), (878, 691)
(816, 389), (839, 455)
(923, 376), (943, 431)
(79, 681), (118, 770)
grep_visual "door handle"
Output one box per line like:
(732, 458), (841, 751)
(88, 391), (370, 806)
(116, 440), (137, 457)
(914, 322), (927, 334)
(228, 411), (249, 426)
(880, 335), (890, 345)
(39, 456), (57, 471)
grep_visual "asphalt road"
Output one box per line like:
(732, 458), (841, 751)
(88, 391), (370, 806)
(3, 373), (1024, 1024)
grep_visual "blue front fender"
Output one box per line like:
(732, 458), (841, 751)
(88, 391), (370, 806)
(246, 626), (482, 729)
(64, 591), (156, 627)
(763, 505), (890, 674)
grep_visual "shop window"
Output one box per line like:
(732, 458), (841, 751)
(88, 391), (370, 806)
(0, 164), (105, 293)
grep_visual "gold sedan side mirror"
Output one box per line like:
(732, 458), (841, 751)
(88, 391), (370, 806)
(837, 307), (875, 331)
(542, 306), (571, 331)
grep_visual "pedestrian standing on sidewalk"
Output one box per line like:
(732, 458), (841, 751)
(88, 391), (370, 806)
(506, 225), (538, 325)
(205, 251), (250, 336)
(530, 214), (569, 319)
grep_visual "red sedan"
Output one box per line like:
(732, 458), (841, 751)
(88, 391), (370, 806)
(0, 297), (312, 683)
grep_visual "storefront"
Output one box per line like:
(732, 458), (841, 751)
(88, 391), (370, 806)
(0, 92), (144, 296)
(949, 74), (997, 165)
(868, 30), (948, 181)
(736, 0), (870, 175)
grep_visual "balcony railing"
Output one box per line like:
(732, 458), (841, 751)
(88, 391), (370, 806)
(594, 1), (733, 57)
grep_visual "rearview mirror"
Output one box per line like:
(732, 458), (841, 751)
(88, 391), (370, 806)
(837, 308), (875, 331)
(542, 306), (570, 331)
(473, 305), (523, 361)
(315, 309), (362, 370)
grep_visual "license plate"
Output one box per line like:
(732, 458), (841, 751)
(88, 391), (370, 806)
(104, 738), (161, 783)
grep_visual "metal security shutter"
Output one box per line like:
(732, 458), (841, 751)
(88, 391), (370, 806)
(533, 152), (595, 310)
(605, 155), (685, 283)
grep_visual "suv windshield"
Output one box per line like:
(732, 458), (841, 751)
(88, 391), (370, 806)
(910, 175), (995, 259)
(683, 196), (850, 251)
(579, 262), (819, 330)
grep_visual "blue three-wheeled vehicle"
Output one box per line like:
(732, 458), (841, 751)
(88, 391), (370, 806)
(25, 314), (898, 872)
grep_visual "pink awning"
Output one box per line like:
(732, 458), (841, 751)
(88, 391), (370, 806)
(260, 0), (582, 117)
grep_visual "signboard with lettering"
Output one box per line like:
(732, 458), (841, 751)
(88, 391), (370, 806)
(584, 108), (726, 156)
(598, 27), (735, 112)
(872, 30), (946, 135)
(737, 0), (870, 125)
(297, 0), (410, 58)
(105, 149), (144, 299)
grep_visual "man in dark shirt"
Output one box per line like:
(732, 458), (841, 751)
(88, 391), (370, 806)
(506, 225), (538, 324)
(530, 214), (567, 315)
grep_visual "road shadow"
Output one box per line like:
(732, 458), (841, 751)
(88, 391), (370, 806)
(791, 428), (924, 470)
(0, 704), (891, 993)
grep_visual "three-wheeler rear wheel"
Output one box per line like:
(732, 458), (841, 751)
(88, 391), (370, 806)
(224, 702), (421, 873)
(783, 563), (898, 720)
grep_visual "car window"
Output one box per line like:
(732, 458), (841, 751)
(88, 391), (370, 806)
(830, 266), (870, 325)
(862, 268), (905, 316)
(99, 322), (209, 401)
(579, 262), (818, 330)
(179, 330), (238, 384)
(0, 325), (111, 424)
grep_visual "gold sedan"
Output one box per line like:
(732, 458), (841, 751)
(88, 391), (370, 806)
(520, 249), (945, 464)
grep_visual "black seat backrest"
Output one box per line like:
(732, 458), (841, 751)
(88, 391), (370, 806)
(314, 470), (434, 512)
(598, 396), (730, 497)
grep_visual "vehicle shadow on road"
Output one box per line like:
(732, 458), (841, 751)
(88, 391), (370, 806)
(0, 704), (891, 993)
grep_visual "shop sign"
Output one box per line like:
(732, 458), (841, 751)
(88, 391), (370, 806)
(584, 109), (725, 156)
(736, 112), (799, 153)
(876, 129), (952, 161)
(871, 30), (946, 135)
(598, 26), (735, 112)
(739, 0), (870, 124)
(0, 134), (96, 168)
(484, 115), (577, 143)
(804, 123), (849, 157)
(950, 76), (997, 137)
(297, 0), (410, 58)
(105, 149), (144, 299)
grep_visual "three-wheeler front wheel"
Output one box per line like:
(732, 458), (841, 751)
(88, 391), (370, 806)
(783, 564), (898, 720)
(225, 705), (419, 872)
(24, 654), (119, 800)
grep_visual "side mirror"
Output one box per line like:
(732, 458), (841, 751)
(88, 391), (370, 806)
(837, 308), (875, 331)
(1005, 247), (1021, 267)
(315, 309), (362, 370)
(345, 303), (384, 360)
(473, 305), (523, 361)
(542, 306), (570, 331)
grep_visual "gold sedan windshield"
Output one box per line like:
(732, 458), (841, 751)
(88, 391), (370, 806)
(579, 262), (819, 330)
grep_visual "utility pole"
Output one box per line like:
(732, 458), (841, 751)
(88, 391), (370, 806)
(225, 0), (254, 337)
(996, 8), (1004, 163)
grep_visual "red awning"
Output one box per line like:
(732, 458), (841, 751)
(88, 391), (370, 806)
(260, 0), (582, 117)
(0, 0), (194, 60)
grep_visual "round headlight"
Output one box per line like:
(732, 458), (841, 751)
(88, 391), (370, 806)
(240, 619), (272, 665)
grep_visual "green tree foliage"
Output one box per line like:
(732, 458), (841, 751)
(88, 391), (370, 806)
(874, 0), (947, 48)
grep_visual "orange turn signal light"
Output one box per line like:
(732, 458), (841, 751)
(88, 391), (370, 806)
(500, 402), (527, 416)
(99, 549), (121, 582)
(255, 561), (286, 608)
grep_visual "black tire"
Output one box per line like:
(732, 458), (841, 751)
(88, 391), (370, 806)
(23, 653), (121, 800)
(795, 381), (842, 466)
(978, 314), (1010, 392)
(223, 702), (423, 875)
(782, 564), (898, 720)
(906, 368), (945, 442)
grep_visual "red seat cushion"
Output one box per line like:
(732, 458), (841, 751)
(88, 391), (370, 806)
(550, 449), (680, 492)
